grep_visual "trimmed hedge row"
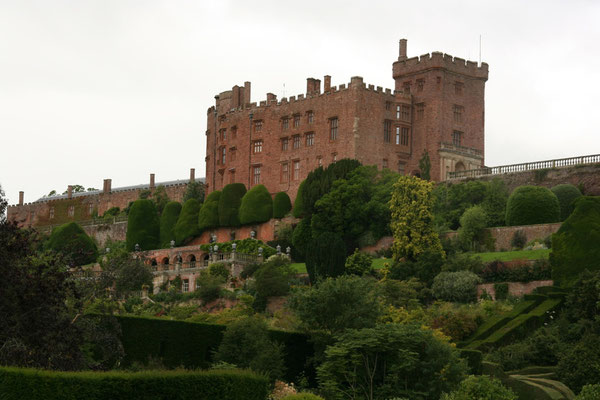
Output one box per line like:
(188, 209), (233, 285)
(126, 199), (160, 251)
(505, 185), (560, 226)
(47, 222), (98, 266)
(159, 201), (182, 248)
(0, 366), (269, 400)
(239, 184), (273, 225)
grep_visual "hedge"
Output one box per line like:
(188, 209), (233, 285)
(159, 201), (182, 248)
(239, 184), (273, 225)
(292, 181), (306, 218)
(505, 185), (560, 226)
(0, 366), (269, 400)
(305, 231), (346, 283)
(115, 315), (315, 384)
(273, 192), (292, 218)
(126, 199), (160, 251)
(218, 183), (247, 227)
(551, 196), (600, 287)
(198, 190), (221, 230)
(46, 222), (98, 266)
(174, 199), (201, 245)
(551, 184), (582, 221)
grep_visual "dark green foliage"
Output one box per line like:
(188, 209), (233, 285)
(239, 184), (273, 225)
(198, 190), (221, 230)
(552, 184), (582, 221)
(481, 178), (510, 227)
(292, 181), (306, 218)
(218, 183), (247, 227)
(151, 185), (170, 216)
(305, 232), (346, 283)
(459, 349), (483, 374)
(433, 180), (488, 230)
(488, 326), (560, 371)
(458, 205), (488, 250)
(267, 239), (301, 262)
(0, 366), (270, 400)
(344, 248), (373, 276)
(557, 334), (600, 394)
(510, 229), (527, 249)
(208, 263), (230, 281)
(214, 317), (285, 380)
(183, 180), (205, 204)
(253, 256), (294, 309)
(577, 384), (600, 399)
(195, 273), (225, 304)
(102, 206), (120, 219)
(318, 323), (466, 400)
(291, 217), (313, 261)
(273, 192), (292, 218)
(494, 283), (509, 300)
(432, 271), (481, 303)
(551, 197), (600, 286)
(441, 375), (517, 400)
(562, 270), (600, 323)
(159, 201), (182, 248)
(505, 185), (560, 226)
(174, 199), (201, 245)
(199, 238), (276, 258)
(100, 246), (153, 296)
(47, 222), (98, 266)
(388, 250), (445, 286)
(419, 149), (432, 180)
(478, 259), (551, 283)
(126, 199), (160, 251)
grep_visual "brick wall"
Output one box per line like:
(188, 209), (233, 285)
(477, 280), (554, 300)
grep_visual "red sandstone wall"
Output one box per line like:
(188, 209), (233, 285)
(477, 280), (554, 300)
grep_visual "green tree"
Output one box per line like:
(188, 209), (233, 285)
(273, 192), (292, 218)
(441, 375), (517, 400)
(62, 184), (85, 194)
(126, 199), (160, 251)
(344, 249), (373, 276)
(159, 201), (182, 248)
(433, 180), (488, 231)
(174, 198), (201, 245)
(577, 384), (600, 400)
(317, 323), (466, 400)
(46, 222), (98, 266)
(218, 183), (247, 227)
(287, 275), (382, 336)
(291, 216), (313, 261)
(552, 184), (583, 221)
(505, 185), (560, 226)
(239, 184), (273, 225)
(198, 190), (221, 230)
(390, 175), (444, 262)
(305, 232), (346, 283)
(214, 316), (285, 380)
(557, 334), (600, 394)
(253, 256), (295, 310)
(183, 180), (205, 204)
(481, 177), (509, 227)
(551, 197), (600, 286)
(100, 246), (153, 296)
(418, 150), (432, 180)
(292, 181), (306, 218)
(432, 271), (481, 303)
(458, 205), (488, 250)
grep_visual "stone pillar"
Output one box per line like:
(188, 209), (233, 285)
(18, 191), (24, 206)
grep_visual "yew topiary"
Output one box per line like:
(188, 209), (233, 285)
(551, 184), (582, 221)
(239, 185), (273, 225)
(47, 222), (98, 266)
(159, 201), (182, 248)
(198, 190), (221, 230)
(305, 231), (346, 283)
(126, 199), (160, 251)
(505, 185), (560, 226)
(174, 199), (201, 246)
(273, 192), (292, 219)
(218, 183), (247, 227)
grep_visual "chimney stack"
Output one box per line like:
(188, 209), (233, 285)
(243, 81), (251, 105)
(67, 185), (73, 199)
(19, 191), (24, 206)
(267, 93), (277, 103)
(324, 75), (331, 92)
(150, 173), (155, 190)
(399, 39), (407, 60)
(103, 179), (112, 193)
(190, 168), (195, 182)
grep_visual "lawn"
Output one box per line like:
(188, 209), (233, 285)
(291, 258), (392, 274)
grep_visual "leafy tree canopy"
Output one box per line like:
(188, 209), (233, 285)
(441, 375), (517, 400)
(46, 222), (98, 266)
(418, 150), (432, 180)
(551, 184), (582, 221)
(305, 231), (346, 283)
(183, 181), (205, 204)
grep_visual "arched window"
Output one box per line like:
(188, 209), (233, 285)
(188, 254), (196, 268)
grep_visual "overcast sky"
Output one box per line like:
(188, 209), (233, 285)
(1, 0), (599, 205)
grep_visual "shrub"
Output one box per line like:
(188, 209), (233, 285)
(557, 334), (600, 394)
(183, 180), (205, 204)
(291, 217), (312, 261)
(440, 375), (517, 400)
(208, 262), (230, 281)
(218, 183), (247, 227)
(273, 192), (292, 218)
(344, 248), (373, 276)
(46, 222), (98, 266)
(430, 309), (480, 342)
(577, 384), (600, 399)
(126, 199), (160, 251)
(174, 199), (201, 245)
(159, 201), (182, 248)
(505, 185), (560, 226)
(478, 259), (551, 283)
(551, 197), (600, 286)
(389, 250), (445, 286)
(458, 205), (488, 250)
(432, 271), (481, 303)
(195, 273), (225, 304)
(305, 232), (346, 283)
(292, 181), (306, 218)
(239, 184), (273, 225)
(552, 184), (582, 221)
(281, 394), (324, 400)
(510, 229), (527, 249)
(494, 283), (509, 300)
(198, 190), (221, 230)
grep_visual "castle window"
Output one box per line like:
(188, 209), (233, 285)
(416, 103), (425, 121)
(332, 153), (337, 162)
(453, 105), (464, 123)
(396, 105), (401, 120)
(329, 117), (338, 140)
(455, 81), (464, 95)
(294, 114), (301, 128)
(401, 105), (410, 121)
(221, 147), (226, 164)
(282, 117), (289, 130)
(219, 129), (226, 141)
(68, 205), (75, 217)
(453, 131), (463, 146)
(401, 127), (409, 146)
(253, 140), (263, 154)
(417, 79), (425, 92)
(395, 127), (400, 145)
(49, 207), (55, 220)
(230, 147), (236, 162)
(254, 120), (263, 132)
(383, 159), (388, 169)
(253, 166), (261, 184)
(231, 126), (237, 139)
(305, 132), (314, 147)
(384, 120), (391, 143)
(293, 135), (301, 149)
(281, 138), (289, 151)
(385, 101), (391, 111)
(307, 111), (314, 124)
(281, 163), (289, 183)
(293, 160), (300, 180)
(317, 157), (322, 167)
(182, 279), (189, 293)
(88, 203), (93, 215)
(398, 162), (406, 175)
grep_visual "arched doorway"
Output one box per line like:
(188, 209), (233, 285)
(455, 161), (466, 172)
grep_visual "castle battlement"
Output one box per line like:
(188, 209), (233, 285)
(393, 51), (488, 80)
